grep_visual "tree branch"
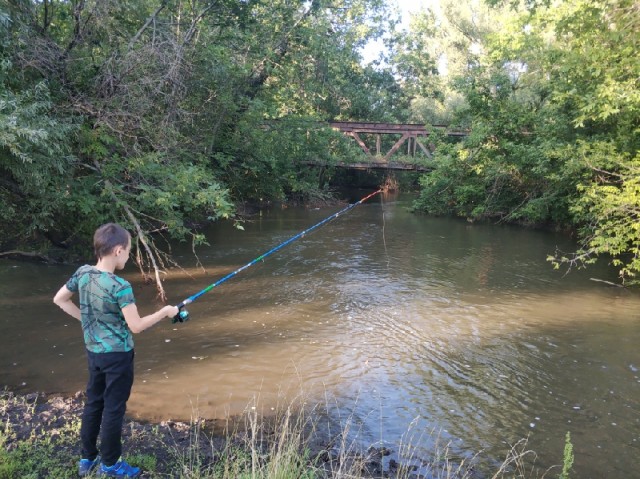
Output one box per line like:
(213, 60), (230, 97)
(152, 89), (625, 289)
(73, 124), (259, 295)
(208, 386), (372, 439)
(92, 160), (168, 301)
(128, 0), (169, 51)
(0, 250), (57, 263)
(246, 4), (316, 98)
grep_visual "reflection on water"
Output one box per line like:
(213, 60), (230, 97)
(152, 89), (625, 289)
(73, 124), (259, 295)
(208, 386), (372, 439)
(1, 192), (639, 477)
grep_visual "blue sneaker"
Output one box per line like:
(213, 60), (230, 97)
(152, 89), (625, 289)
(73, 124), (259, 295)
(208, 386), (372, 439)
(78, 455), (100, 476)
(97, 457), (141, 478)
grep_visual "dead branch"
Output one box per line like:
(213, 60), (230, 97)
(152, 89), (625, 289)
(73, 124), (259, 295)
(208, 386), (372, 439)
(122, 202), (167, 301)
(0, 250), (58, 263)
(128, 0), (169, 51)
(589, 278), (625, 288)
(163, 3), (217, 124)
(92, 160), (167, 301)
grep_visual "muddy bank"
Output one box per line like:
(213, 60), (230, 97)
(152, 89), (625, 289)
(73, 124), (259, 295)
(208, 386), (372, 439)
(0, 389), (224, 475)
(1, 389), (445, 479)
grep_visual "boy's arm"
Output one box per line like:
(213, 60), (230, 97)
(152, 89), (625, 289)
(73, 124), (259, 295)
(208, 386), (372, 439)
(53, 285), (81, 321)
(121, 303), (179, 333)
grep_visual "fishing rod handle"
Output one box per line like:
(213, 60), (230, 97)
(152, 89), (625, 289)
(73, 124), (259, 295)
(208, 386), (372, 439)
(172, 300), (191, 324)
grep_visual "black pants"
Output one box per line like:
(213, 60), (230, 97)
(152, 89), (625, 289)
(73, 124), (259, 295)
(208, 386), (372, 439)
(81, 350), (134, 466)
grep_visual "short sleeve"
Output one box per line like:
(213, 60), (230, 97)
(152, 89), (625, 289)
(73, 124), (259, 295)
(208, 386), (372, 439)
(66, 266), (85, 292)
(114, 278), (136, 309)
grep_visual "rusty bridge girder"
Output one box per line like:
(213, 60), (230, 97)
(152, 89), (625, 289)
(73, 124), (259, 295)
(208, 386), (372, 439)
(329, 121), (467, 165)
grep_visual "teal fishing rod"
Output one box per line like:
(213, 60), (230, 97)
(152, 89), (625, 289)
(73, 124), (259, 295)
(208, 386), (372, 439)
(172, 189), (382, 323)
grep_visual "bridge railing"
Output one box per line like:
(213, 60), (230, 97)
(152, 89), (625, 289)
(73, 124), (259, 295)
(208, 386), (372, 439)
(329, 121), (468, 137)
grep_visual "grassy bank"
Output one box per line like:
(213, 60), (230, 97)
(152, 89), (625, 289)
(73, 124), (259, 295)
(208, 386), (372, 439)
(0, 389), (572, 479)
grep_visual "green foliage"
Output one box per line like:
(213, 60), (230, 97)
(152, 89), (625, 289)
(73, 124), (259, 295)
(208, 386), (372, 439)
(0, 440), (76, 479)
(216, 112), (364, 203)
(0, 389), (579, 479)
(0, 413), (78, 479)
(4, 0), (635, 285)
(0, 424), (19, 479)
(414, 66), (579, 226)
(541, 0), (639, 280)
(0, 0), (398, 259)
(551, 153), (640, 284)
(128, 453), (158, 472)
(207, 444), (316, 479)
(388, 11), (440, 99)
(391, 0), (513, 124)
(0, 73), (76, 248)
(410, 0), (640, 283)
(549, 0), (639, 134)
(69, 126), (235, 248)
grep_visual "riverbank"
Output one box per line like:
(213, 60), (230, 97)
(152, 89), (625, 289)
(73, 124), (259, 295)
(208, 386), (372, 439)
(1, 389), (216, 477)
(0, 388), (564, 479)
(0, 388), (438, 478)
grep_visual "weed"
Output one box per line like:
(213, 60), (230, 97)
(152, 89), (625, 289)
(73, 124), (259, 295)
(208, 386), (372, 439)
(128, 452), (158, 472)
(559, 432), (574, 479)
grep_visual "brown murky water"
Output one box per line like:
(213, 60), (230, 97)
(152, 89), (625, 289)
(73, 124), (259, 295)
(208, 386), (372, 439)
(1, 192), (638, 477)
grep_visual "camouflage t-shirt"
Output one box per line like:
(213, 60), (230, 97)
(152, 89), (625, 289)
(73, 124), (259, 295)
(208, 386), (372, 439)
(66, 265), (136, 353)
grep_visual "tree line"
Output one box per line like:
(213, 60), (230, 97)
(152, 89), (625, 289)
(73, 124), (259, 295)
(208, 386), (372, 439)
(1, 0), (638, 286)
(401, 0), (639, 284)
(0, 0), (398, 293)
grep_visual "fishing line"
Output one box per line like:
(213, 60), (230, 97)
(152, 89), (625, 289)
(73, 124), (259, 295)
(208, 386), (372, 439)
(380, 191), (390, 270)
(172, 189), (383, 323)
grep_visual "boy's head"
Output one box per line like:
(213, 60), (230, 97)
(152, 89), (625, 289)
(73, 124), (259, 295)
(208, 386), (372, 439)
(94, 223), (131, 260)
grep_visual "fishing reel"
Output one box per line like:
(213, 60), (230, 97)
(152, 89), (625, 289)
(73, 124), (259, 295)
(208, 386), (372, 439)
(172, 306), (190, 324)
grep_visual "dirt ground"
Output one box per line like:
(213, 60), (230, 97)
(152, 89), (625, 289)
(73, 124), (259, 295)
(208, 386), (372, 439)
(0, 389), (229, 475)
(0, 389), (420, 478)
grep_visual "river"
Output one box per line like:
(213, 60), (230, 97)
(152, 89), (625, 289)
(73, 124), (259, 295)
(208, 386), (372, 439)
(1, 191), (638, 477)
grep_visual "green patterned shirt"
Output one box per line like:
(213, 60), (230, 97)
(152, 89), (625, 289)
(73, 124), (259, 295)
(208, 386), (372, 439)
(66, 265), (136, 353)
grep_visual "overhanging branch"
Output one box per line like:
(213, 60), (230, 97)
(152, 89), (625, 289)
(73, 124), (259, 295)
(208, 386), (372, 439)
(92, 160), (167, 301)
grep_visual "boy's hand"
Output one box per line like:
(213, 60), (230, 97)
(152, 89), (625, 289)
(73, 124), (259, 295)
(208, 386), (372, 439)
(164, 305), (180, 318)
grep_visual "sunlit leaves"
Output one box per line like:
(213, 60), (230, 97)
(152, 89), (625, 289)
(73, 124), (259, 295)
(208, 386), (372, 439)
(548, 0), (640, 134)
(552, 147), (640, 284)
(413, 0), (640, 283)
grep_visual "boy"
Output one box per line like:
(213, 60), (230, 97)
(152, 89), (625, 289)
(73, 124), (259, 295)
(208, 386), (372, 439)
(53, 223), (178, 478)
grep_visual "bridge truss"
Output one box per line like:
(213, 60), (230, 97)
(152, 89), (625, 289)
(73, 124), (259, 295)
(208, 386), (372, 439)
(328, 121), (467, 171)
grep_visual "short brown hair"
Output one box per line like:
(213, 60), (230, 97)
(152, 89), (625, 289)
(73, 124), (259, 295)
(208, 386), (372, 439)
(94, 223), (131, 259)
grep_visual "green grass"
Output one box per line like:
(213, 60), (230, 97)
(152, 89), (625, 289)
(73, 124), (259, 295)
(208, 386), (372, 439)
(0, 422), (78, 479)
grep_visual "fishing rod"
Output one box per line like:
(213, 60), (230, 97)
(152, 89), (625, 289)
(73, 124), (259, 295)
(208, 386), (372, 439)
(172, 189), (382, 323)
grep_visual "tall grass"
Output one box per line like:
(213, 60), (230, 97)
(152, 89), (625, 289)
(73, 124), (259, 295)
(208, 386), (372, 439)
(169, 394), (318, 479)
(167, 393), (561, 479)
(0, 389), (567, 478)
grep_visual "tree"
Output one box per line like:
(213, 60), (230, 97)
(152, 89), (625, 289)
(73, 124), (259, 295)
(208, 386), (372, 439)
(388, 0), (511, 125)
(544, 0), (640, 284)
(1, 0), (397, 295)
(412, 0), (640, 284)
(0, 2), (76, 251)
